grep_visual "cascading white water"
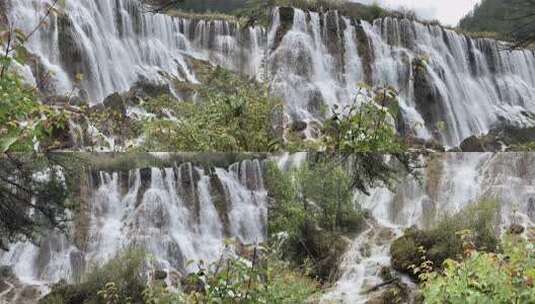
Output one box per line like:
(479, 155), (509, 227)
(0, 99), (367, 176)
(270, 8), (535, 147)
(6, 2), (535, 144)
(0, 159), (267, 298)
(8, 0), (264, 104)
(322, 153), (535, 303)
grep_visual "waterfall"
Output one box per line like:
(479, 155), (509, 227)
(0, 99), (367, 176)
(7, 2), (535, 145)
(0, 159), (267, 296)
(322, 153), (535, 303)
(8, 0), (264, 103)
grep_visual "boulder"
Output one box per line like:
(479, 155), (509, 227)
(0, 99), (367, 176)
(0, 266), (14, 279)
(154, 270), (167, 281)
(459, 125), (535, 152)
(366, 280), (410, 304)
(459, 135), (501, 152)
(508, 224), (525, 235)
(459, 135), (486, 152)
(38, 281), (92, 304)
(290, 120), (308, 133)
(180, 273), (205, 295)
(125, 79), (172, 105)
(103, 92), (126, 116)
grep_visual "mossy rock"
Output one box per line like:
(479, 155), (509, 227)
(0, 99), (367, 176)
(39, 282), (93, 304)
(298, 223), (351, 283)
(367, 281), (410, 304)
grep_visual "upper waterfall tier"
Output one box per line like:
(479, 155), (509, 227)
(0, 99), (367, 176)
(0, 159), (267, 287)
(7, 1), (535, 147)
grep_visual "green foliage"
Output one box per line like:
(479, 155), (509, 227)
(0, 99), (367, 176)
(40, 247), (147, 304)
(0, 154), (79, 251)
(459, 0), (535, 47)
(141, 67), (282, 152)
(265, 159), (365, 281)
(266, 160), (364, 236)
(264, 161), (304, 239)
(390, 199), (499, 280)
(422, 234), (535, 303)
(267, 0), (388, 22)
(322, 87), (405, 153)
(508, 141), (535, 152)
(142, 244), (318, 304)
(0, 57), (70, 152)
(88, 248), (147, 303)
(41, 244), (317, 304)
(458, 0), (514, 36)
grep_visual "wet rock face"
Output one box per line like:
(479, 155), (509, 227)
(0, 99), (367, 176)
(412, 58), (447, 138)
(354, 20), (375, 85)
(154, 270), (167, 281)
(324, 11), (345, 80)
(307, 88), (326, 118)
(166, 241), (185, 270)
(290, 120), (307, 133)
(16, 48), (58, 96)
(136, 168), (153, 207)
(299, 222), (351, 283)
(0, 0), (9, 28)
(209, 174), (231, 236)
(57, 14), (89, 81)
(273, 7), (294, 51)
(528, 198), (535, 221)
(176, 164), (202, 220)
(69, 250), (86, 284)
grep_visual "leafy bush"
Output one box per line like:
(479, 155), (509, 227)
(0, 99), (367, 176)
(390, 199), (499, 280)
(40, 248), (147, 304)
(266, 160), (365, 236)
(142, 244), (319, 304)
(265, 159), (365, 281)
(0, 58), (69, 152)
(140, 67), (282, 152)
(422, 234), (535, 303)
(322, 87), (405, 153)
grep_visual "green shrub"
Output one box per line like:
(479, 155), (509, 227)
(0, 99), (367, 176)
(140, 67), (282, 152)
(390, 199), (499, 280)
(0, 58), (69, 152)
(142, 244), (319, 304)
(265, 159), (365, 282)
(322, 87), (405, 153)
(422, 234), (535, 303)
(40, 248), (147, 304)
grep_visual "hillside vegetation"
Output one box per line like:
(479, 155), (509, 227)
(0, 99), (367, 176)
(459, 0), (535, 47)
